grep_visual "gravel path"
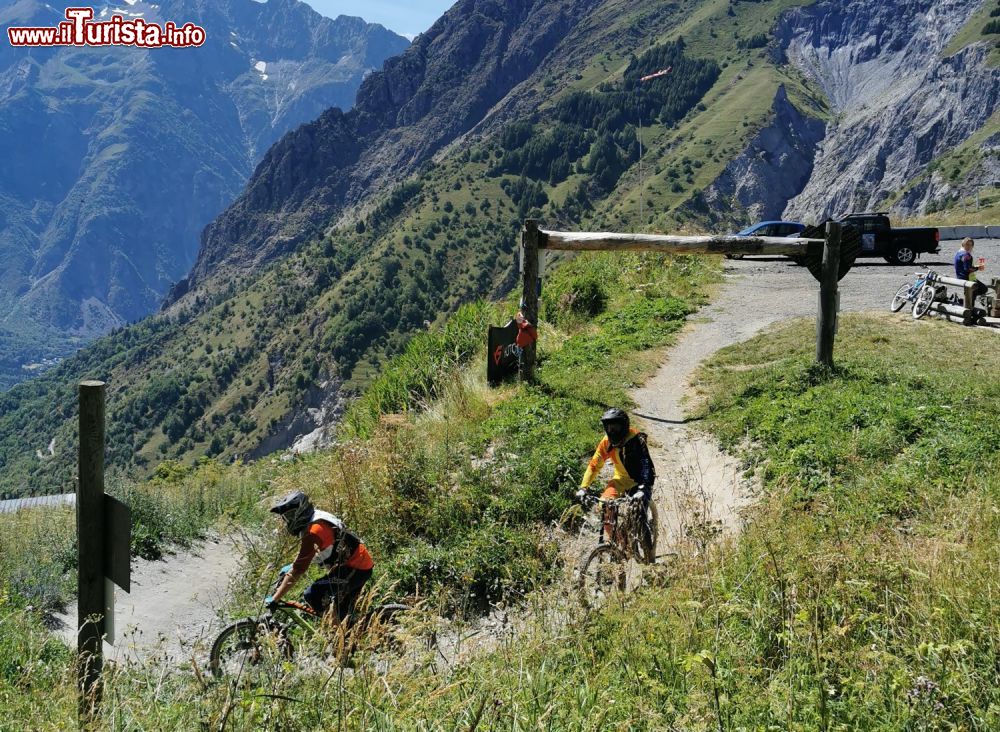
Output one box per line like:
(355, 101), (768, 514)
(631, 241), (1000, 548)
(56, 534), (241, 666)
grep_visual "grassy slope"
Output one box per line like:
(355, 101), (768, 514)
(1, 249), (719, 729)
(10, 311), (999, 730)
(943, 0), (999, 65)
(590, 0), (824, 232)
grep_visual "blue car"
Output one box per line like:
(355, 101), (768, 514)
(726, 221), (806, 259)
(736, 221), (806, 238)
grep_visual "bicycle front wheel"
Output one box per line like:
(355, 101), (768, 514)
(912, 284), (935, 319)
(633, 502), (659, 564)
(890, 283), (911, 312)
(209, 619), (292, 679)
(577, 544), (627, 609)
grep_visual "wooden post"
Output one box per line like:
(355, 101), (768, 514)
(78, 380), (106, 718)
(520, 220), (541, 381)
(816, 222), (841, 367)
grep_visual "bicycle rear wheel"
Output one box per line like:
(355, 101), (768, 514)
(209, 619), (292, 679)
(890, 283), (911, 312)
(577, 544), (627, 609)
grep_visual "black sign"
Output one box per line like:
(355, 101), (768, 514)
(104, 495), (131, 593)
(487, 320), (521, 386)
(800, 221), (862, 282)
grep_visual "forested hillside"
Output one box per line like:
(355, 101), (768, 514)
(1, 0), (997, 498)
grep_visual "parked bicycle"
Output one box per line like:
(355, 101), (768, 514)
(209, 568), (408, 679)
(891, 270), (941, 318)
(574, 493), (658, 609)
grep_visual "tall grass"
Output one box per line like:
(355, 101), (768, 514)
(1, 250), (719, 728)
(89, 311), (997, 730)
(0, 458), (266, 614)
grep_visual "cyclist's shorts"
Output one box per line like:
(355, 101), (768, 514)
(600, 483), (620, 500)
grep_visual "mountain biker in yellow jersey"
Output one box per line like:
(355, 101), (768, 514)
(576, 408), (656, 539)
(266, 491), (374, 619)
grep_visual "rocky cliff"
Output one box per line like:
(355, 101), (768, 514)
(705, 85), (826, 222)
(778, 0), (999, 219)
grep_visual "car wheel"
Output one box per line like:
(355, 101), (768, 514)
(890, 247), (916, 265)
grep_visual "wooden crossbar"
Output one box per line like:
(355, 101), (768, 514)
(539, 229), (823, 256)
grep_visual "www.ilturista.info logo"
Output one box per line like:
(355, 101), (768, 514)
(7, 7), (206, 48)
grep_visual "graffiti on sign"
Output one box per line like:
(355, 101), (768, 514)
(487, 320), (521, 386)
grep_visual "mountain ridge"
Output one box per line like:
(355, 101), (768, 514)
(0, 0), (408, 389)
(166, 0), (598, 308)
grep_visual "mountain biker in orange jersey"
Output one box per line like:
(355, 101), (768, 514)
(576, 408), (655, 537)
(267, 491), (374, 619)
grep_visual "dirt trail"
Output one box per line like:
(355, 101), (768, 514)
(628, 265), (801, 547)
(56, 534), (241, 665)
(628, 248), (960, 549)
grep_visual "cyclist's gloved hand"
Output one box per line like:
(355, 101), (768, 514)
(575, 489), (588, 503)
(264, 595), (278, 611)
(631, 487), (648, 503)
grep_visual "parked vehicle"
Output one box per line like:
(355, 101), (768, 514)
(838, 212), (940, 265)
(736, 221), (806, 238)
(726, 220), (805, 259)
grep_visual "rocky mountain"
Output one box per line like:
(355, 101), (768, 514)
(780, 0), (999, 218)
(0, 0), (408, 389)
(3, 0), (1000, 498)
(165, 0), (602, 306)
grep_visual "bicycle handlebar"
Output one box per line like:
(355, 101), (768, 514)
(578, 494), (643, 508)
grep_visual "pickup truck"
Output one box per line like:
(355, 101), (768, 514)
(837, 212), (940, 265)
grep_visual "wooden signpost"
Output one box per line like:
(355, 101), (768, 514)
(77, 380), (131, 720)
(517, 219), (854, 381)
(816, 221), (842, 367)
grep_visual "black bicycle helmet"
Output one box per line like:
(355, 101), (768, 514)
(270, 491), (314, 535)
(600, 407), (630, 447)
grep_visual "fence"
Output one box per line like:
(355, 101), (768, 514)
(518, 219), (850, 380)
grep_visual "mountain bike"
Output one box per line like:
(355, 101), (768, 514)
(891, 270), (939, 315)
(209, 569), (408, 679)
(574, 493), (658, 609)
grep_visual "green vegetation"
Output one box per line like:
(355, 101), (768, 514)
(8, 306), (999, 730)
(944, 0), (1000, 65)
(0, 0), (833, 498)
(0, 249), (717, 729)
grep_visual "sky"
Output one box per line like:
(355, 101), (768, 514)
(303, 1), (456, 39)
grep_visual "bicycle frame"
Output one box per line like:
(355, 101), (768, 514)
(582, 495), (648, 561)
(907, 272), (932, 297)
